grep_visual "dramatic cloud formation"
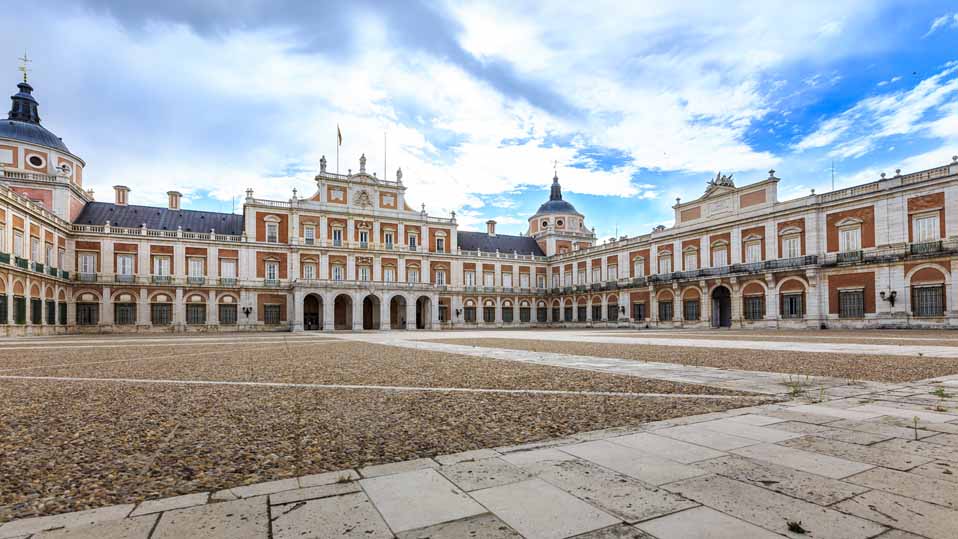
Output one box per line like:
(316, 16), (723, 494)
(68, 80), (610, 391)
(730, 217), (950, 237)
(1, 1), (956, 237)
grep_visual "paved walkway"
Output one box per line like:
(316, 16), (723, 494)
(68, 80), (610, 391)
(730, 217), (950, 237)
(2, 331), (958, 538)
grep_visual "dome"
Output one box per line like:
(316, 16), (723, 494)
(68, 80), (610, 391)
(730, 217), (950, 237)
(0, 81), (70, 153)
(533, 172), (581, 216)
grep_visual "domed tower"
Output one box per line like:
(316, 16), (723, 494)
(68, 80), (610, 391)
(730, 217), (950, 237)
(527, 172), (595, 256)
(0, 75), (90, 221)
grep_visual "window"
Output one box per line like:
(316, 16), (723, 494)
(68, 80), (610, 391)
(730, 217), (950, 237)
(303, 263), (316, 280)
(632, 302), (646, 320)
(464, 305), (476, 323)
(58, 302), (66, 325)
(564, 272), (573, 286)
(592, 304), (602, 321)
(658, 300), (673, 321)
(332, 228), (343, 246)
(188, 257), (204, 277)
(221, 259), (236, 279)
(153, 256), (170, 276)
(483, 271), (494, 288)
(435, 269), (446, 285)
(0, 296), (6, 324)
(658, 255), (672, 274)
(912, 285), (944, 317)
(358, 265), (371, 281)
(117, 254), (135, 275)
(332, 265), (345, 281)
(552, 305), (560, 321)
(782, 293), (805, 319)
(683, 299), (699, 321)
(782, 235), (801, 258)
(264, 305), (281, 325)
(265, 261), (279, 281)
(502, 306), (514, 323)
(114, 303), (136, 325)
(151, 303), (172, 325)
(536, 274), (546, 288)
(266, 222), (279, 243)
(633, 259), (645, 278)
(607, 265), (618, 281)
(683, 250), (697, 271)
(744, 296), (765, 320)
(79, 252), (96, 274)
(219, 304), (238, 325)
(58, 248), (65, 268)
(520, 305), (531, 322)
(483, 305), (495, 323)
(186, 303), (206, 325)
(407, 268), (419, 283)
(358, 230), (369, 246)
(13, 232), (23, 257)
(712, 247), (728, 267)
(46, 300), (58, 324)
(14, 297), (25, 324)
(384, 231), (394, 248)
(77, 303), (98, 326)
(552, 274), (560, 288)
(439, 304), (449, 322)
(839, 227), (861, 253)
(383, 267), (395, 282)
(564, 305), (573, 322)
(519, 273), (530, 288)
(577, 270), (586, 285)
(408, 234), (418, 250)
(577, 304), (587, 322)
(537, 305), (547, 322)
(465, 271), (476, 287)
(46, 244), (53, 267)
(304, 225), (315, 245)
(435, 237), (445, 252)
(914, 214), (940, 243)
(591, 267), (601, 283)
(607, 304), (619, 321)
(30, 299), (41, 325)
(0, 226), (5, 253)
(745, 241), (762, 263)
(502, 273), (513, 288)
(31, 237), (40, 261)
(838, 290), (864, 318)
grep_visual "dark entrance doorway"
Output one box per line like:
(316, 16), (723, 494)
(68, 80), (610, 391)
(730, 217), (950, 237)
(334, 294), (352, 330)
(415, 296), (431, 329)
(390, 296), (406, 329)
(711, 286), (732, 328)
(304, 294), (322, 330)
(362, 295), (381, 330)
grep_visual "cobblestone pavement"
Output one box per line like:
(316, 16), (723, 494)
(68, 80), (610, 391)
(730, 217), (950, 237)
(2, 330), (957, 538)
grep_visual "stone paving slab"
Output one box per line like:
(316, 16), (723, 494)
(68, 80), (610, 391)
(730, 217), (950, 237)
(271, 491), (393, 539)
(635, 506), (782, 539)
(560, 440), (707, 486)
(907, 460), (958, 484)
(692, 417), (802, 443)
(395, 513), (522, 539)
(359, 457), (440, 478)
(845, 466), (958, 508)
(297, 469), (360, 487)
(608, 432), (726, 463)
(849, 403), (957, 423)
(824, 418), (939, 440)
(268, 482), (361, 505)
(771, 420), (894, 445)
(0, 504), (134, 538)
(573, 524), (655, 538)
(31, 515), (157, 539)
(471, 478), (621, 539)
(434, 448), (502, 465)
(722, 413), (784, 426)
(833, 490), (958, 539)
(129, 492), (209, 517)
(651, 424), (762, 450)
(693, 455), (870, 506)
(228, 478), (299, 499)
(787, 403), (885, 421)
(151, 497), (268, 539)
(871, 437), (958, 462)
(924, 432), (958, 447)
(781, 435), (935, 471)
(438, 457), (532, 492)
(500, 447), (578, 467)
(731, 442), (873, 478)
(360, 468), (486, 533)
(664, 474), (887, 538)
(524, 458), (698, 524)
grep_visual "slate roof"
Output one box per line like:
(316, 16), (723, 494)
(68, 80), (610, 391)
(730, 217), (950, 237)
(0, 120), (70, 152)
(457, 230), (544, 256)
(74, 202), (245, 235)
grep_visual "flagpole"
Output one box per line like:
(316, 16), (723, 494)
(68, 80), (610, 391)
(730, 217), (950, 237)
(384, 130), (387, 181)
(336, 125), (340, 176)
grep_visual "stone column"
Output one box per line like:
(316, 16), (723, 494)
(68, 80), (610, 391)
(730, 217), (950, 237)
(406, 297), (417, 330)
(174, 287), (184, 330)
(352, 291), (363, 330)
(139, 287), (150, 328)
(379, 295), (390, 331)
(101, 285), (113, 328)
(322, 294), (334, 332)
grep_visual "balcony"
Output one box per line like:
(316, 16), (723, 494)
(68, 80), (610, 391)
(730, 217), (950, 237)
(0, 252), (9, 264)
(219, 277), (237, 286)
(359, 241), (369, 249)
(836, 250), (862, 264)
(632, 277), (647, 287)
(187, 276), (206, 286)
(332, 239), (343, 247)
(47, 266), (59, 277)
(763, 255), (818, 271)
(152, 275), (172, 285)
(60, 270), (69, 280)
(15, 256), (28, 270)
(115, 273), (136, 284)
(910, 240), (943, 255)
(384, 243), (394, 251)
(264, 279), (281, 287)
(78, 272), (97, 283)
(304, 238), (315, 246)
(31, 262), (44, 273)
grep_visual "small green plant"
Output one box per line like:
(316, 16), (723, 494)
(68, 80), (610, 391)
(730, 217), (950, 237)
(783, 374), (811, 398)
(336, 474), (354, 484)
(786, 520), (807, 534)
(913, 416), (920, 441)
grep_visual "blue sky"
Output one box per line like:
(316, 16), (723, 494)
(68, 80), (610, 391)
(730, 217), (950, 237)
(3, 1), (958, 239)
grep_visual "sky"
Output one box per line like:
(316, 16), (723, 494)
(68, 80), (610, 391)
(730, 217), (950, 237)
(2, 1), (958, 239)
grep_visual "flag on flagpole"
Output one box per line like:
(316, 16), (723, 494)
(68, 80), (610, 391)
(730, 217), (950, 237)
(337, 125), (343, 146)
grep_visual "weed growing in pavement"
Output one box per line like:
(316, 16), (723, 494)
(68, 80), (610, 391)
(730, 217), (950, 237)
(783, 374), (811, 398)
(913, 416), (920, 441)
(336, 474), (354, 484)
(786, 520), (807, 534)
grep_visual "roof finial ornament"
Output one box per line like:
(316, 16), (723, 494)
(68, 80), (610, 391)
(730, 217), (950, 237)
(17, 51), (31, 83)
(768, 169), (776, 178)
(359, 153), (366, 173)
(319, 155), (327, 172)
(396, 167), (403, 184)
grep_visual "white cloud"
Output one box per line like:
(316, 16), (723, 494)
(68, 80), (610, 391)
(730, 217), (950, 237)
(924, 13), (958, 38)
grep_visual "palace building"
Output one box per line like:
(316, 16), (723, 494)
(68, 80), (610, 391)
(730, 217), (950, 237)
(2, 77), (958, 335)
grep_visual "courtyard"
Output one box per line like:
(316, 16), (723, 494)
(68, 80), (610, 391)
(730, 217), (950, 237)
(0, 328), (956, 538)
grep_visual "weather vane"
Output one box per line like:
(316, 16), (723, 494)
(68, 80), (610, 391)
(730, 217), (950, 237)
(553, 160), (557, 174)
(17, 51), (31, 83)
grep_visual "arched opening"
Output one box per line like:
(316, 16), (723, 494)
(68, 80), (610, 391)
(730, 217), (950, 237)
(390, 296), (407, 329)
(304, 294), (322, 330)
(416, 296), (432, 329)
(363, 295), (381, 330)
(334, 294), (352, 330)
(711, 286), (732, 328)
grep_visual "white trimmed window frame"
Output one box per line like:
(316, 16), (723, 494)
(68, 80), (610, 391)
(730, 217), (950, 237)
(913, 211), (940, 243)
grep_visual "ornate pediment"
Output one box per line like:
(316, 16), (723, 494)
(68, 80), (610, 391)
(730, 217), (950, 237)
(354, 189), (373, 208)
(703, 171), (736, 198)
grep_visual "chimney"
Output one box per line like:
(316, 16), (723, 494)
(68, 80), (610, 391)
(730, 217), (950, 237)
(167, 191), (182, 210)
(486, 220), (496, 237)
(113, 185), (129, 206)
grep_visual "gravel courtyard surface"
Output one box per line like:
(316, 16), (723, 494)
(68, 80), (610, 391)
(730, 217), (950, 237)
(593, 330), (958, 347)
(0, 340), (767, 522)
(430, 338), (958, 382)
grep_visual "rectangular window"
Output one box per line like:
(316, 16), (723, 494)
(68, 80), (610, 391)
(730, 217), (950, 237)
(744, 296), (765, 320)
(408, 235), (417, 249)
(633, 260), (645, 278)
(782, 236), (801, 258)
(188, 257), (204, 277)
(564, 306), (573, 322)
(591, 268), (601, 283)
(483, 306), (495, 323)
(552, 274), (560, 288)
(58, 302), (66, 325)
(332, 228), (343, 246)
(358, 266), (371, 281)
(783, 293), (805, 319)
(502, 307), (513, 323)
(332, 265), (345, 281)
(219, 304), (238, 325)
(551, 306), (560, 321)
(839, 227), (861, 253)
(30, 298), (41, 325)
(912, 285), (944, 317)
(0, 226), (5, 253)
(266, 222), (278, 243)
(303, 263), (316, 280)
(221, 259), (236, 279)
(564, 273), (573, 286)
(536, 275), (546, 288)
(79, 252), (96, 274)
(712, 248), (728, 267)
(607, 265), (618, 281)
(384, 231), (394, 247)
(632, 302), (646, 321)
(465, 271), (476, 286)
(684, 252), (697, 271)
(46, 244), (53, 267)
(265, 262), (279, 281)
(592, 304), (602, 321)
(151, 303), (172, 325)
(407, 268), (419, 283)
(0, 296), (7, 324)
(186, 304), (206, 325)
(304, 225), (315, 245)
(658, 301), (673, 321)
(383, 267), (395, 282)
(520, 306), (531, 322)
(659, 256), (672, 274)
(537, 306), (547, 322)
(263, 305), (281, 324)
(58, 248), (65, 268)
(607, 304), (619, 321)
(577, 271), (586, 285)
(153, 256), (170, 276)
(914, 214), (940, 243)
(464, 306), (476, 323)
(358, 230), (369, 245)
(114, 303), (136, 325)
(31, 237), (40, 261)
(745, 241), (762, 263)
(483, 272), (494, 287)
(117, 254), (135, 275)
(520, 273), (530, 288)
(684, 299), (699, 321)
(435, 237), (445, 252)
(13, 232), (23, 257)
(502, 273), (513, 288)
(838, 290), (864, 318)
(76, 302), (98, 326)
(577, 305), (587, 322)
(435, 269), (446, 285)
